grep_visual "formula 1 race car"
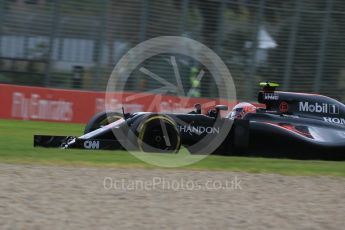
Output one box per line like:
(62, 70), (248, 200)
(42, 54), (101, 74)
(34, 83), (345, 160)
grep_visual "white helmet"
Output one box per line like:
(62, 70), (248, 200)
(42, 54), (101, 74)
(227, 102), (257, 119)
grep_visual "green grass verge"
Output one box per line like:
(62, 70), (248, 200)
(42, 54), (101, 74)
(0, 119), (345, 176)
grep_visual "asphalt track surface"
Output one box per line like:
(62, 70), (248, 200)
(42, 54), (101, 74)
(1, 164), (345, 230)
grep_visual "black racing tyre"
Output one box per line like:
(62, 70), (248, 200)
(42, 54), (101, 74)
(84, 111), (122, 134)
(136, 115), (181, 153)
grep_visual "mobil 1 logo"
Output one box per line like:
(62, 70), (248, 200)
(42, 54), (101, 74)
(299, 101), (339, 114)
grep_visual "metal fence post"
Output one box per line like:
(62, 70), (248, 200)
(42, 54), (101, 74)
(139, 0), (149, 42)
(215, 0), (226, 54)
(313, 0), (333, 93)
(23, 15), (33, 58)
(180, 0), (189, 34)
(210, 0), (226, 99)
(44, 0), (60, 87)
(93, 0), (108, 90)
(246, 0), (265, 99)
(0, 0), (4, 57)
(282, 0), (302, 91)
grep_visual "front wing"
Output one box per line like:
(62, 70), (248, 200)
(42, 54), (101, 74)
(34, 135), (124, 150)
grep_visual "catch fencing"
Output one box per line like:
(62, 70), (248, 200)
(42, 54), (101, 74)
(0, 0), (344, 102)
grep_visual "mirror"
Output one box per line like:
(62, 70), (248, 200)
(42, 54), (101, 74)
(215, 105), (228, 111)
(194, 103), (201, 114)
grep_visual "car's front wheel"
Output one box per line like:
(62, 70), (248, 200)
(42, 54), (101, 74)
(136, 115), (181, 153)
(84, 111), (122, 134)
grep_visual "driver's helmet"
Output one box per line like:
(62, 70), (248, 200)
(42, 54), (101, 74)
(227, 102), (257, 119)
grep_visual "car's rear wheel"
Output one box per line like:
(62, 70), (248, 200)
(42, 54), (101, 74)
(136, 115), (181, 153)
(84, 111), (122, 134)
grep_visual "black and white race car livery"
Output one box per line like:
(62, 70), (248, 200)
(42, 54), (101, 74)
(34, 83), (345, 160)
